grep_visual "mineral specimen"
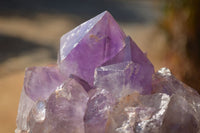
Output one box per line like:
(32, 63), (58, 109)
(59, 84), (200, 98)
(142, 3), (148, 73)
(15, 11), (200, 133)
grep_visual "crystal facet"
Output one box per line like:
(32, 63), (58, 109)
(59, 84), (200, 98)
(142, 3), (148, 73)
(106, 92), (171, 133)
(16, 88), (34, 132)
(59, 11), (126, 86)
(16, 11), (200, 133)
(27, 79), (89, 133)
(84, 88), (114, 133)
(24, 66), (65, 101)
(94, 61), (141, 98)
(102, 37), (154, 94)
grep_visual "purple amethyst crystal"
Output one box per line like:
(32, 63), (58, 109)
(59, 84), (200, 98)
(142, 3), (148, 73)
(27, 79), (89, 133)
(94, 61), (141, 97)
(16, 11), (200, 133)
(24, 66), (65, 101)
(98, 36), (154, 94)
(84, 88), (115, 133)
(59, 11), (126, 86)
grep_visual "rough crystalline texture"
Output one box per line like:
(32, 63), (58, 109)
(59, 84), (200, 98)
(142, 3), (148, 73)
(27, 79), (89, 133)
(15, 11), (200, 133)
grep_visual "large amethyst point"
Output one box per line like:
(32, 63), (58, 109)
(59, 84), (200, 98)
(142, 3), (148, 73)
(59, 11), (126, 86)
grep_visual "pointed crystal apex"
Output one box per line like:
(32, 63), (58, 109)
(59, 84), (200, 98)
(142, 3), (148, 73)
(102, 36), (154, 94)
(103, 36), (153, 66)
(59, 11), (126, 86)
(59, 11), (109, 61)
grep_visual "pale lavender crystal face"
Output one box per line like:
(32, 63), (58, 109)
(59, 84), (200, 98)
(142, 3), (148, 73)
(16, 11), (200, 133)
(84, 89), (114, 133)
(94, 61), (142, 97)
(102, 37), (154, 93)
(24, 66), (65, 101)
(16, 88), (34, 132)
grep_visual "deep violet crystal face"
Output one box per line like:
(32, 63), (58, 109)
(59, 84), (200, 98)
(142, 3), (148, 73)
(15, 11), (200, 133)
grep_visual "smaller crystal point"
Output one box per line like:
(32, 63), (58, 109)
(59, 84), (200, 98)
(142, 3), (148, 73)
(28, 78), (89, 133)
(102, 36), (154, 94)
(24, 66), (65, 101)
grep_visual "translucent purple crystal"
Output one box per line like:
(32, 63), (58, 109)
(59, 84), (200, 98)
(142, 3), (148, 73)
(16, 11), (200, 133)
(59, 11), (127, 86)
(102, 36), (154, 94)
(24, 66), (65, 101)
(27, 79), (89, 133)
(94, 61), (141, 98)
(84, 88), (114, 133)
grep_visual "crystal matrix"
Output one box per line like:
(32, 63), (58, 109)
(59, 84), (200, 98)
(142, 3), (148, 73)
(16, 11), (200, 133)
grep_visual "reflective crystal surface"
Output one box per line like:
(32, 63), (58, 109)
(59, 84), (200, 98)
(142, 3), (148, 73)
(16, 88), (34, 132)
(94, 61), (141, 98)
(102, 37), (154, 94)
(59, 11), (126, 86)
(105, 68), (200, 133)
(16, 11), (200, 133)
(106, 93), (171, 133)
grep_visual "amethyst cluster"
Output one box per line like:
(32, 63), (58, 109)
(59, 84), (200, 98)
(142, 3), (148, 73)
(15, 11), (200, 133)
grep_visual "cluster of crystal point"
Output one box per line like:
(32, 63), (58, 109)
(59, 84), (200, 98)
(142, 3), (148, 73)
(15, 11), (200, 133)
